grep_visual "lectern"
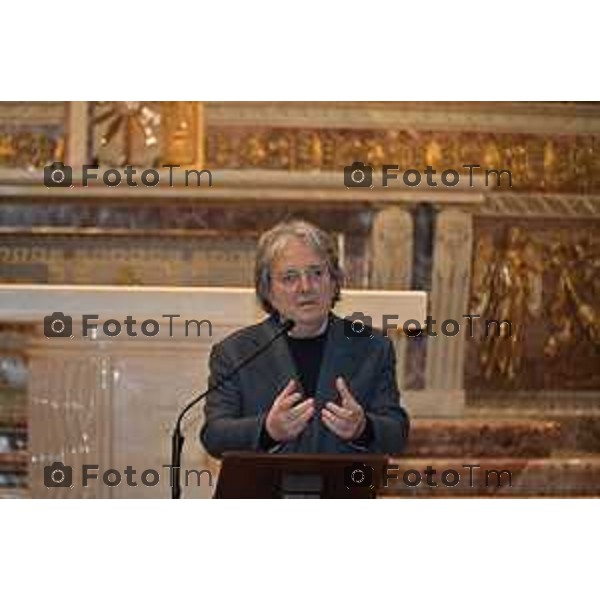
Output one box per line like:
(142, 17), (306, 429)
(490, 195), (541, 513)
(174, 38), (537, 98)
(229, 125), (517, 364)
(214, 452), (389, 499)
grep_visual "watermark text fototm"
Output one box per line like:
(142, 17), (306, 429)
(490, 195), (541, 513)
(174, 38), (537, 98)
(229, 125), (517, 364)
(344, 162), (512, 189)
(344, 463), (513, 490)
(43, 162), (212, 188)
(44, 461), (214, 489)
(43, 312), (212, 339)
(344, 311), (512, 339)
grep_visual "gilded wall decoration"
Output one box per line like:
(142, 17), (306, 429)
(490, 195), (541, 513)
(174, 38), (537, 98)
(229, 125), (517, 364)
(91, 101), (161, 166)
(544, 238), (600, 358)
(160, 101), (204, 167)
(467, 222), (600, 390)
(0, 127), (64, 168)
(90, 101), (204, 168)
(205, 126), (600, 194)
(470, 227), (543, 383)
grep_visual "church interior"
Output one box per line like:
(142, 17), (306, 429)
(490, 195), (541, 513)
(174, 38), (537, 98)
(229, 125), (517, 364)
(0, 101), (598, 498)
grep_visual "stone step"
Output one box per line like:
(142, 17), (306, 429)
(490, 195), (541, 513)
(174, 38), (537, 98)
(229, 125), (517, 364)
(2, 414), (599, 497)
(466, 411), (600, 455)
(405, 419), (562, 458)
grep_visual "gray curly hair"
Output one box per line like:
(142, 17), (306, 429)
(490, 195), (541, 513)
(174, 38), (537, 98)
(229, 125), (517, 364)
(255, 220), (344, 315)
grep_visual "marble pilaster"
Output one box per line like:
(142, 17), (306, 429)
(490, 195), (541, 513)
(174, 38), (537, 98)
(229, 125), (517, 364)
(423, 209), (474, 415)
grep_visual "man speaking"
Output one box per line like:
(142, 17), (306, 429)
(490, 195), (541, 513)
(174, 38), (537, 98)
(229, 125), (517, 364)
(200, 220), (409, 457)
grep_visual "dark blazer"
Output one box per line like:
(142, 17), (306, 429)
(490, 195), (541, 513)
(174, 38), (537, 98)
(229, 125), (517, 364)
(200, 313), (409, 458)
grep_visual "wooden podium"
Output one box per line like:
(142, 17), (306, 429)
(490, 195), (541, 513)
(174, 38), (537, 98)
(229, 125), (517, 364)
(214, 452), (389, 499)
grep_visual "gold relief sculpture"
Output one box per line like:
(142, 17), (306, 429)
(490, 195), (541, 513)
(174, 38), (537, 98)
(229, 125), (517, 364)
(483, 141), (501, 169)
(204, 127), (600, 193)
(266, 132), (291, 168)
(160, 101), (204, 167)
(471, 226), (600, 386)
(471, 227), (543, 383)
(470, 232), (496, 314)
(457, 137), (482, 169)
(296, 131), (323, 169)
(0, 131), (64, 168)
(441, 136), (461, 172)
(383, 130), (400, 165)
(364, 137), (386, 166)
(315, 131), (339, 168)
(394, 130), (418, 169)
(591, 142), (600, 189)
(506, 140), (530, 188)
(572, 142), (596, 194)
(543, 139), (556, 171)
(541, 139), (563, 191)
(424, 138), (442, 169)
(52, 136), (65, 162)
(245, 133), (267, 166)
(563, 141), (582, 190)
(208, 131), (233, 168)
(549, 138), (573, 190)
(544, 238), (600, 358)
(308, 132), (323, 168)
(335, 131), (361, 167)
(0, 136), (13, 161)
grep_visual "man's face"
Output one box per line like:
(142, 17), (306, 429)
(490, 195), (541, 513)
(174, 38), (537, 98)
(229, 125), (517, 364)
(268, 237), (336, 333)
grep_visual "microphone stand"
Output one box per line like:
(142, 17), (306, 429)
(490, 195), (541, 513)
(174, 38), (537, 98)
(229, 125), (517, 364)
(170, 318), (295, 499)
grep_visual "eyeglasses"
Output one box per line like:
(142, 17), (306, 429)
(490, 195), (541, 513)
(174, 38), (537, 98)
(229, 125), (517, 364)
(273, 265), (330, 289)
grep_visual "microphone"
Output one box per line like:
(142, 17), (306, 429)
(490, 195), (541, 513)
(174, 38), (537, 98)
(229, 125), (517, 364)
(170, 317), (295, 499)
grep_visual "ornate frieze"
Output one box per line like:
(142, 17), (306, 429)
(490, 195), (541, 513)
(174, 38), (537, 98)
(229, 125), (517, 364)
(204, 126), (600, 195)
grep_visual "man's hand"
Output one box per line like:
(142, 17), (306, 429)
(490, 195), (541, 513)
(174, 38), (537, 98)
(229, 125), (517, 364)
(321, 377), (366, 441)
(265, 379), (315, 442)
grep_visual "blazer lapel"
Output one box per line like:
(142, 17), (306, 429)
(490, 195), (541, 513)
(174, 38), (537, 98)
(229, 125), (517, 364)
(251, 314), (366, 454)
(254, 316), (304, 396)
(253, 313), (364, 404)
(314, 314), (363, 407)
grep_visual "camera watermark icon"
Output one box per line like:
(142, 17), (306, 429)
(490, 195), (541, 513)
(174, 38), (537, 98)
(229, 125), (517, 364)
(344, 462), (375, 488)
(344, 312), (374, 339)
(344, 162), (512, 189)
(344, 312), (512, 339)
(43, 312), (213, 339)
(43, 461), (214, 489)
(44, 162), (73, 188)
(44, 462), (73, 488)
(344, 463), (513, 490)
(43, 162), (213, 189)
(44, 312), (73, 338)
(344, 162), (373, 188)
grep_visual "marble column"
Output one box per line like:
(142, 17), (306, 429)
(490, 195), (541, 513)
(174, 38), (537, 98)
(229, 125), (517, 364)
(369, 206), (413, 290)
(423, 208), (474, 415)
(65, 102), (89, 168)
(369, 207), (414, 392)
